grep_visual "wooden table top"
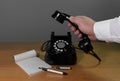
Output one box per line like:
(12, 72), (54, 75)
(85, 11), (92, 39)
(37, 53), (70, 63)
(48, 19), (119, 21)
(0, 42), (120, 81)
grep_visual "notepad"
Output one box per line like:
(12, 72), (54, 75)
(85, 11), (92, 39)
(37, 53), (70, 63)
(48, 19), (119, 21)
(14, 50), (51, 76)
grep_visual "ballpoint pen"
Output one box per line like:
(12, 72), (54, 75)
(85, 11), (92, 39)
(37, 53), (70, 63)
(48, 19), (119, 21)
(39, 67), (68, 75)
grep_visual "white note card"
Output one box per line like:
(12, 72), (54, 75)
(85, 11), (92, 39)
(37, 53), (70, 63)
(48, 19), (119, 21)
(13, 50), (51, 76)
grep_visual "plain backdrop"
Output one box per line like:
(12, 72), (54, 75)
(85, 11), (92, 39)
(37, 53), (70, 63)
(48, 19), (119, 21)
(0, 0), (120, 41)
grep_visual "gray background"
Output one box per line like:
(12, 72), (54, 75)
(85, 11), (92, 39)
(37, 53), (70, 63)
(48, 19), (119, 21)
(0, 0), (120, 41)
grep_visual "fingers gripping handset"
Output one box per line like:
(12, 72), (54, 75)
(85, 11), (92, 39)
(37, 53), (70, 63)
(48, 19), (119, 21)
(51, 10), (101, 62)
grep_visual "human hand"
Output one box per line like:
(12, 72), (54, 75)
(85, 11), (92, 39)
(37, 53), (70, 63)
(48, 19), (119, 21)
(68, 16), (97, 40)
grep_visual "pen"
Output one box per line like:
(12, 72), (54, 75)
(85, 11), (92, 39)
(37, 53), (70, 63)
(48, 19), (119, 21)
(39, 67), (68, 75)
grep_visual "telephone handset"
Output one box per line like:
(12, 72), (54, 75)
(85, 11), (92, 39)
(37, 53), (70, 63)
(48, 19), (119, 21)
(51, 10), (101, 62)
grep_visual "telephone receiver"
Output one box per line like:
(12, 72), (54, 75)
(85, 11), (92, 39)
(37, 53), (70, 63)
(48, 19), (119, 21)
(51, 10), (101, 62)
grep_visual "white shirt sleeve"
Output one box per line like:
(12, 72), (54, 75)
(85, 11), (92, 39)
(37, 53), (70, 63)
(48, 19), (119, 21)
(94, 16), (120, 43)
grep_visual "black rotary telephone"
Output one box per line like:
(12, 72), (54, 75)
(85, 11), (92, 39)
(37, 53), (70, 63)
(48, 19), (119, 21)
(51, 10), (101, 63)
(41, 10), (101, 65)
(41, 32), (77, 65)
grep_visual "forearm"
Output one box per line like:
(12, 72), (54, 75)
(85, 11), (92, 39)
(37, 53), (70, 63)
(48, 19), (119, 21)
(94, 16), (120, 43)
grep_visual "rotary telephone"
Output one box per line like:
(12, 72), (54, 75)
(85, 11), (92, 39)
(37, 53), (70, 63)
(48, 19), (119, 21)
(51, 10), (101, 62)
(41, 10), (101, 65)
(41, 32), (77, 65)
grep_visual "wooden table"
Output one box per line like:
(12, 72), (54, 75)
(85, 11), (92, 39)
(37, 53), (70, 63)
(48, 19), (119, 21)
(0, 42), (120, 81)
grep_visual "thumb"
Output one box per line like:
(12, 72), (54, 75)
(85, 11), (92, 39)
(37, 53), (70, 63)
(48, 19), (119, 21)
(69, 16), (78, 24)
(69, 16), (74, 22)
